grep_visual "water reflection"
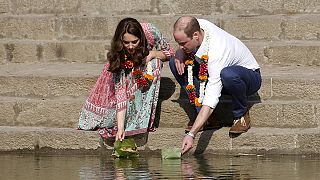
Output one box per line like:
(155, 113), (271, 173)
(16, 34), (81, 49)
(0, 153), (319, 179)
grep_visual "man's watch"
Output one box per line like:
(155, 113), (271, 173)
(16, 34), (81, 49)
(186, 131), (196, 139)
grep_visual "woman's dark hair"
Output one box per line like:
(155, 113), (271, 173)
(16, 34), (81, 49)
(108, 17), (149, 73)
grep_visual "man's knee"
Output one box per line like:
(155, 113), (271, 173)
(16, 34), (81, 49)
(220, 67), (237, 83)
(169, 56), (175, 67)
(169, 56), (177, 75)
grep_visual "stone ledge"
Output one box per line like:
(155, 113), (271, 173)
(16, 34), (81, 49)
(1, 96), (319, 129)
(1, 14), (320, 41)
(0, 126), (319, 155)
(4, 0), (320, 16)
(1, 38), (320, 65)
(1, 63), (320, 101)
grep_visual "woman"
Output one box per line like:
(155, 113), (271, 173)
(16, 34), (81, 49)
(78, 17), (174, 141)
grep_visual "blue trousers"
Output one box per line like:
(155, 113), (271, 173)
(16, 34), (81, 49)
(169, 58), (261, 118)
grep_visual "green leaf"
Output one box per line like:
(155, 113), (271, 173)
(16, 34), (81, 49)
(113, 138), (139, 158)
(161, 147), (182, 159)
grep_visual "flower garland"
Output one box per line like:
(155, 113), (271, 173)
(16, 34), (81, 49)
(121, 55), (154, 89)
(185, 54), (208, 107)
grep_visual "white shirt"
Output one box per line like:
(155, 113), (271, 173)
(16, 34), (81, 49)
(195, 19), (260, 109)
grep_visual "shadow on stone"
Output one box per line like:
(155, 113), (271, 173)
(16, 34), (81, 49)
(180, 92), (262, 154)
(194, 130), (216, 155)
(174, 89), (237, 130)
(154, 75), (262, 153)
(229, 132), (241, 138)
(154, 77), (176, 128)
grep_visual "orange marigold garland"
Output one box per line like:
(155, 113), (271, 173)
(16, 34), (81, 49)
(121, 55), (134, 70)
(185, 54), (209, 106)
(121, 55), (154, 89)
(133, 69), (153, 88)
(144, 74), (154, 82)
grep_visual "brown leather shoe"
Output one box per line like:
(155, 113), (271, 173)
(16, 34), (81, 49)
(229, 111), (250, 134)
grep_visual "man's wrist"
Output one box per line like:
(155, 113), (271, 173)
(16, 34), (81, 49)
(186, 131), (196, 139)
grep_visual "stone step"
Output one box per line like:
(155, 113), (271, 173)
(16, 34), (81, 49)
(0, 96), (82, 128)
(1, 40), (320, 66)
(0, 126), (319, 155)
(159, 98), (320, 129)
(2, 0), (320, 16)
(246, 40), (320, 66)
(0, 63), (98, 98)
(1, 63), (320, 101)
(145, 63), (320, 102)
(158, 0), (320, 16)
(1, 14), (320, 41)
(0, 40), (110, 64)
(0, 95), (319, 129)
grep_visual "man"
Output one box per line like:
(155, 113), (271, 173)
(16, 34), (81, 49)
(169, 16), (261, 154)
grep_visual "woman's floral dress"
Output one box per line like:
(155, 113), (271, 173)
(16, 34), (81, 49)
(78, 23), (174, 138)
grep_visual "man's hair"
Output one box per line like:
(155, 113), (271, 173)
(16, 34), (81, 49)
(173, 16), (200, 38)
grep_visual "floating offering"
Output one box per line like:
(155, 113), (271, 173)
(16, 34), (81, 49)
(113, 138), (139, 158)
(161, 147), (182, 159)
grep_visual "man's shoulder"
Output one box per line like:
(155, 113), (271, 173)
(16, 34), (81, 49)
(198, 19), (214, 25)
(198, 19), (220, 31)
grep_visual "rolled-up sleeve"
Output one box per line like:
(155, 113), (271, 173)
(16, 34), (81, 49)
(144, 23), (174, 60)
(202, 60), (223, 108)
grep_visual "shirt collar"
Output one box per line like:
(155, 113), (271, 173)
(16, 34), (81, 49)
(195, 27), (210, 59)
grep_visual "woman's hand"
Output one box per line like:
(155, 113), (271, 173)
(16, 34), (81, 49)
(145, 50), (167, 63)
(116, 128), (125, 141)
(145, 51), (154, 64)
(116, 109), (126, 141)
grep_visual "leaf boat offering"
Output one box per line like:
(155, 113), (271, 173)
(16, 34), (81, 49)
(113, 138), (139, 158)
(161, 147), (182, 159)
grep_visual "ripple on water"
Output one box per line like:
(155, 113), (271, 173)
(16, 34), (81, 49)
(0, 154), (319, 179)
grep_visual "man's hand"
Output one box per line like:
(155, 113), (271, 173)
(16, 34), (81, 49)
(175, 58), (185, 75)
(175, 49), (186, 75)
(181, 106), (214, 155)
(181, 135), (194, 155)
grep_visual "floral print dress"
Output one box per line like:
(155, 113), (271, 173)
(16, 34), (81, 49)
(78, 23), (173, 138)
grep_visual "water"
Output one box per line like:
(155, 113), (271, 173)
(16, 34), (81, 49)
(0, 153), (319, 180)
